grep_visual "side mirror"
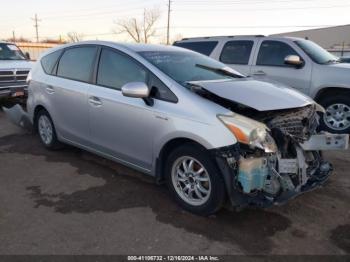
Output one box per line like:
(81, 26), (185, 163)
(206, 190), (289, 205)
(284, 55), (304, 68)
(121, 82), (154, 106)
(121, 82), (150, 98)
(25, 52), (31, 60)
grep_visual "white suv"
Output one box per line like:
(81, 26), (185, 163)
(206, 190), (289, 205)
(0, 41), (33, 98)
(174, 36), (350, 134)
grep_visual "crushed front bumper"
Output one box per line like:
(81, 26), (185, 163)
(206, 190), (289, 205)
(212, 132), (348, 210)
(300, 133), (349, 151)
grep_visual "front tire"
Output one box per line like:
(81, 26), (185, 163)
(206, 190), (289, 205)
(165, 143), (226, 216)
(319, 95), (350, 134)
(36, 110), (62, 150)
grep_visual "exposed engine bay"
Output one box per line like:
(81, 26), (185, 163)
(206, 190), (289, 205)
(190, 82), (349, 208)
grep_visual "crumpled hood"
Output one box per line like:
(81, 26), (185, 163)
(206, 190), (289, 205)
(192, 78), (314, 111)
(0, 60), (34, 70)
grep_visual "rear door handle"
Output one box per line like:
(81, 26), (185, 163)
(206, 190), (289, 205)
(45, 85), (55, 94)
(252, 70), (266, 76)
(89, 96), (102, 107)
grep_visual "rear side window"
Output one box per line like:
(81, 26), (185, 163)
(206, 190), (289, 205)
(57, 46), (97, 82)
(220, 41), (254, 65)
(41, 50), (62, 75)
(97, 48), (147, 90)
(257, 40), (298, 66)
(174, 41), (218, 56)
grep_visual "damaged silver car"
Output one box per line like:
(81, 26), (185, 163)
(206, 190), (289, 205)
(9, 42), (348, 216)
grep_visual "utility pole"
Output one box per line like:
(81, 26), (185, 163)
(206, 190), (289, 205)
(12, 31), (16, 43)
(31, 14), (41, 42)
(166, 0), (172, 45)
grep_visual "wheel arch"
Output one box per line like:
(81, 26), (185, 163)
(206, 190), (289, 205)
(154, 137), (209, 184)
(314, 87), (350, 102)
(33, 105), (51, 131)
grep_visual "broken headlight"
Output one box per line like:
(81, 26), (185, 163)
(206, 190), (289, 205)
(218, 114), (277, 153)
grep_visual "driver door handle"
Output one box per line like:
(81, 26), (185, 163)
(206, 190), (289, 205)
(89, 96), (102, 107)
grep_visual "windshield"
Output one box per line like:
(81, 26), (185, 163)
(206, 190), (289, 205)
(138, 50), (245, 86)
(0, 43), (26, 60)
(294, 40), (338, 64)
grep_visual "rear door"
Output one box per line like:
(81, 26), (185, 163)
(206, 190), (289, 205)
(218, 40), (256, 75)
(251, 39), (312, 94)
(52, 45), (98, 145)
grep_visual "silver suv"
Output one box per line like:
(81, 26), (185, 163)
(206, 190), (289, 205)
(174, 36), (350, 134)
(26, 41), (348, 215)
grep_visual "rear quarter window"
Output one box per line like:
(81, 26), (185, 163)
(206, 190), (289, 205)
(174, 41), (218, 56)
(41, 50), (63, 75)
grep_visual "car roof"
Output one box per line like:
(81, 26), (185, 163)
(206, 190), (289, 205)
(50, 40), (185, 53)
(175, 35), (304, 42)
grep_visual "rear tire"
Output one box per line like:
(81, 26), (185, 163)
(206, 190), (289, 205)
(165, 143), (226, 216)
(318, 95), (350, 134)
(35, 110), (63, 150)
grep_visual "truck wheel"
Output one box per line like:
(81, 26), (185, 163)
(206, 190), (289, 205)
(36, 110), (62, 150)
(319, 95), (350, 134)
(165, 143), (226, 216)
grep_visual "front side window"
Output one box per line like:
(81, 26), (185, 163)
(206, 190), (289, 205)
(97, 49), (147, 90)
(0, 43), (26, 60)
(295, 39), (338, 64)
(57, 46), (97, 82)
(139, 50), (244, 86)
(220, 40), (254, 65)
(257, 40), (299, 66)
(41, 50), (63, 75)
(173, 41), (218, 56)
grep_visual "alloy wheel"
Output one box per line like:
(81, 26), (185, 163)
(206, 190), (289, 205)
(38, 115), (53, 145)
(171, 156), (211, 206)
(324, 103), (350, 131)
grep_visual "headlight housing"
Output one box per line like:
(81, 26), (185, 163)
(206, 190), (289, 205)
(218, 114), (277, 153)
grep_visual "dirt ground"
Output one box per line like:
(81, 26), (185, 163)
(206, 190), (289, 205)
(0, 104), (349, 256)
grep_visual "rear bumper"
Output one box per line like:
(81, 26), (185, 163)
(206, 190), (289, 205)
(2, 104), (32, 130)
(0, 85), (28, 98)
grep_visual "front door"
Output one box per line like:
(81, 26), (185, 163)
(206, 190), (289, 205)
(88, 48), (156, 172)
(251, 40), (312, 94)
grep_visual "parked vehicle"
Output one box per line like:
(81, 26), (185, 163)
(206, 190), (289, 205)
(174, 36), (350, 134)
(0, 41), (33, 98)
(340, 56), (350, 63)
(22, 41), (348, 215)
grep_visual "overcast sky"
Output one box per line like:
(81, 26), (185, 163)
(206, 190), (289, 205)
(0, 0), (349, 43)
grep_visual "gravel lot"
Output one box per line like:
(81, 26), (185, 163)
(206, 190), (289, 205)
(0, 103), (349, 255)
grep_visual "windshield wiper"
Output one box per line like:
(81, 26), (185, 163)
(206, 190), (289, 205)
(323, 59), (340, 64)
(195, 64), (245, 78)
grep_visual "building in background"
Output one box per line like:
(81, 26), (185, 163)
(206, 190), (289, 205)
(271, 24), (350, 57)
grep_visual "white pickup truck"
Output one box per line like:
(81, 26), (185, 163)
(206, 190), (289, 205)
(0, 41), (33, 99)
(174, 36), (350, 134)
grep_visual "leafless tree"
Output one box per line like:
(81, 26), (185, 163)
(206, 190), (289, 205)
(114, 8), (160, 43)
(66, 32), (84, 43)
(6, 37), (31, 43)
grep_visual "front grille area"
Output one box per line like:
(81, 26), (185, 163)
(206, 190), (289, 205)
(267, 105), (319, 142)
(0, 70), (15, 82)
(0, 69), (29, 89)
